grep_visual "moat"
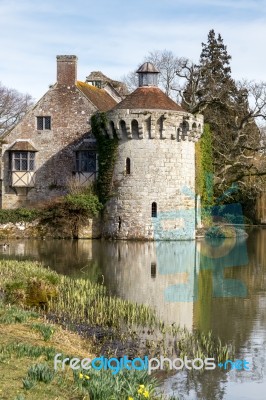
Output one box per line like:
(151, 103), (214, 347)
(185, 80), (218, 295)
(1, 227), (265, 400)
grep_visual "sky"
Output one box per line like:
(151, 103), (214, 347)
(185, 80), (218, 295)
(1, 0), (266, 100)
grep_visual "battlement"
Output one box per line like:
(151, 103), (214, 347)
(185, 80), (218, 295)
(106, 108), (203, 142)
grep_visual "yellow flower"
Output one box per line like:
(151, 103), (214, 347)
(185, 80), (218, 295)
(79, 372), (83, 379)
(143, 390), (150, 398)
(139, 385), (145, 389)
(84, 375), (90, 380)
(128, 397), (134, 400)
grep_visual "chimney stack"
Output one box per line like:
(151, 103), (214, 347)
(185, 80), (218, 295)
(56, 55), (77, 86)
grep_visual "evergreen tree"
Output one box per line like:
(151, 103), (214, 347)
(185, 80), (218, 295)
(184, 30), (261, 210)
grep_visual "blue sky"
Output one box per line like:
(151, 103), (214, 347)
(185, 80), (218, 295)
(1, 0), (266, 100)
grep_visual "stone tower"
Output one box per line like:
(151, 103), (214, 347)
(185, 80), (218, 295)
(102, 62), (203, 240)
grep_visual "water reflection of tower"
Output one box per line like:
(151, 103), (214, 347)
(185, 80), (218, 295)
(101, 240), (198, 330)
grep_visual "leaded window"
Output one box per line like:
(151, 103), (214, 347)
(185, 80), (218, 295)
(37, 116), (51, 130)
(11, 152), (35, 171)
(76, 151), (96, 172)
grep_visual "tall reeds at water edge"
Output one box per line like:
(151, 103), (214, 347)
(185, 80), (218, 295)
(0, 259), (233, 362)
(50, 276), (157, 328)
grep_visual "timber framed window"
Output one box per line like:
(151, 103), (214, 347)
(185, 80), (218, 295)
(37, 116), (51, 130)
(11, 151), (35, 171)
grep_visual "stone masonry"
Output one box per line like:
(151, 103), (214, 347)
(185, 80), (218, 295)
(0, 56), (118, 209)
(102, 63), (203, 240)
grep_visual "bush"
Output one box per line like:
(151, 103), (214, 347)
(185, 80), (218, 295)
(0, 208), (39, 224)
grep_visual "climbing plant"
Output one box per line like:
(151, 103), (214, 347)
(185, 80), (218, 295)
(195, 123), (214, 208)
(91, 112), (119, 204)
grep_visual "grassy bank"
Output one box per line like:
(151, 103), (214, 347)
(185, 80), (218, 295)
(0, 259), (233, 399)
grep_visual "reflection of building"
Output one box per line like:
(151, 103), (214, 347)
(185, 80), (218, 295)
(101, 240), (198, 329)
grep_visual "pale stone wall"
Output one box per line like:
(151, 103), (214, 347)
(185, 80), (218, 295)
(0, 217), (101, 239)
(102, 108), (203, 240)
(1, 85), (97, 209)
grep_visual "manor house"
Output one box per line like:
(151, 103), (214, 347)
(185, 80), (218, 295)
(0, 55), (203, 240)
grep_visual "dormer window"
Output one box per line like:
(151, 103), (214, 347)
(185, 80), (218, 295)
(37, 116), (51, 130)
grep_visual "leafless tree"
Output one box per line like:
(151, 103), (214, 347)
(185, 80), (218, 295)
(0, 82), (33, 137)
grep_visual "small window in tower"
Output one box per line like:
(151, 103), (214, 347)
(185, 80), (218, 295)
(37, 116), (51, 130)
(151, 202), (157, 218)
(126, 158), (131, 174)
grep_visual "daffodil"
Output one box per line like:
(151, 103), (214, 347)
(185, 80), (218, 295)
(128, 397), (134, 400)
(84, 375), (90, 380)
(79, 372), (83, 379)
(143, 390), (150, 398)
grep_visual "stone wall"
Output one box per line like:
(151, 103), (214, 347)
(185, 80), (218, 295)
(102, 108), (203, 240)
(0, 217), (101, 239)
(1, 84), (97, 209)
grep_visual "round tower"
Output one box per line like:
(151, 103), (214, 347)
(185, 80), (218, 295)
(102, 63), (203, 240)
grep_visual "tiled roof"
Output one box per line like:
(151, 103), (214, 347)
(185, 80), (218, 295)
(77, 81), (117, 112)
(9, 141), (38, 151)
(86, 71), (110, 81)
(86, 72), (128, 97)
(136, 62), (159, 73)
(112, 87), (184, 111)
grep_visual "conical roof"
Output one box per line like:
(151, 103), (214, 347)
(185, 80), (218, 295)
(136, 62), (159, 74)
(112, 86), (184, 112)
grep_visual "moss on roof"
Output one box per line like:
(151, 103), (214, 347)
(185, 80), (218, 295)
(77, 81), (117, 112)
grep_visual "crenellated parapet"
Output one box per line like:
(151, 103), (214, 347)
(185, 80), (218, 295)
(105, 108), (203, 142)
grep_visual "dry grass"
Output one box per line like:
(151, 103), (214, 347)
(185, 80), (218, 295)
(0, 307), (93, 400)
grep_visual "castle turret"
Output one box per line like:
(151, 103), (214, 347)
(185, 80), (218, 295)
(102, 62), (203, 240)
(136, 62), (159, 87)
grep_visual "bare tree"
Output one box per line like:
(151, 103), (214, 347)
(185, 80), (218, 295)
(0, 82), (33, 137)
(122, 42), (266, 208)
(121, 50), (186, 101)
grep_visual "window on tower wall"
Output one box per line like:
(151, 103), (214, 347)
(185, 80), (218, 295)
(126, 158), (131, 174)
(75, 151), (96, 172)
(151, 202), (157, 218)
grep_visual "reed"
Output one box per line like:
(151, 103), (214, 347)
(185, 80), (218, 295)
(0, 259), (233, 364)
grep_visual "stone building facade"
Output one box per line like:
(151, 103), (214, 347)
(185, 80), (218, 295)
(0, 55), (119, 208)
(0, 57), (203, 240)
(102, 63), (203, 240)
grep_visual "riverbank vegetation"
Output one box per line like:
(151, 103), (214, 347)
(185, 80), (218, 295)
(0, 259), (233, 399)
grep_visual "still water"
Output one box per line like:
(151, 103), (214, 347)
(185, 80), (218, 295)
(1, 227), (266, 400)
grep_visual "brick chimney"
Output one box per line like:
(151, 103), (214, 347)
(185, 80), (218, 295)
(56, 55), (77, 86)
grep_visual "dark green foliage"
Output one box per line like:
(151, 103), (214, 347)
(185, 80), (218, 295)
(185, 29), (261, 217)
(205, 226), (226, 238)
(39, 189), (102, 238)
(73, 369), (157, 400)
(91, 112), (119, 204)
(195, 124), (214, 208)
(0, 208), (39, 224)
(23, 363), (55, 389)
